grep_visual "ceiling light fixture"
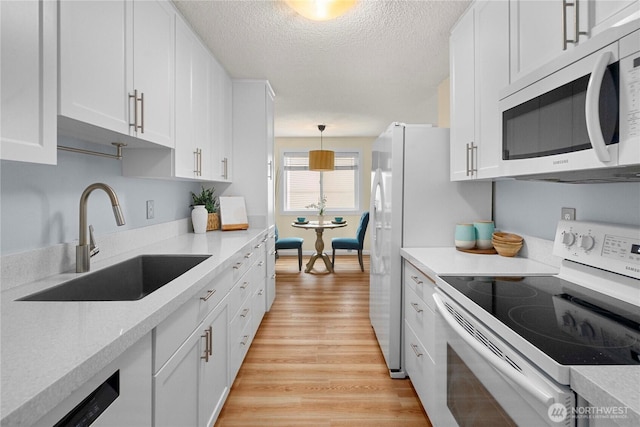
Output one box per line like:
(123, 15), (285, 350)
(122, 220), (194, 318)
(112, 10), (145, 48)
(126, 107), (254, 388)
(309, 124), (334, 171)
(284, 0), (357, 21)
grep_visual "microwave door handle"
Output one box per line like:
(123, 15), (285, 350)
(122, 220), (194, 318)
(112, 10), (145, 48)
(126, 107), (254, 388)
(433, 293), (554, 407)
(585, 51), (613, 163)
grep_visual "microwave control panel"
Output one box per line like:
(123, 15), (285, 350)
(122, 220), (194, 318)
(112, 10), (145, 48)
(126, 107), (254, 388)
(554, 220), (640, 279)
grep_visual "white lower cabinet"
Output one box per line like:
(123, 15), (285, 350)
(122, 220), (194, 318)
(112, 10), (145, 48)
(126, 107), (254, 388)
(266, 227), (277, 311)
(153, 299), (229, 427)
(403, 261), (438, 421)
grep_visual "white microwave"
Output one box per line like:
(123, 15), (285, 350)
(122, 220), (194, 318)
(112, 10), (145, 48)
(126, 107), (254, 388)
(499, 19), (640, 182)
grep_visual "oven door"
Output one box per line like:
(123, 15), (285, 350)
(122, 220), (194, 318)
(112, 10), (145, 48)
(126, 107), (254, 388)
(433, 290), (575, 427)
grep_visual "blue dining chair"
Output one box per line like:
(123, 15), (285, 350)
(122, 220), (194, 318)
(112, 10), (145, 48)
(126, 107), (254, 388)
(275, 226), (304, 271)
(331, 211), (369, 272)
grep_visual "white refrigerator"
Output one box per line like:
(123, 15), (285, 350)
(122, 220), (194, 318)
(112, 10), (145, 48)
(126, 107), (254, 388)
(369, 123), (492, 376)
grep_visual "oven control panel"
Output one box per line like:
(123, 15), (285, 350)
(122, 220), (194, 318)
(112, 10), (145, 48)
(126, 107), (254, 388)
(553, 220), (640, 279)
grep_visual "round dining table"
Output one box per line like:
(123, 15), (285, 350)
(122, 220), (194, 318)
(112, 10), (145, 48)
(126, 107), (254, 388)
(291, 220), (347, 273)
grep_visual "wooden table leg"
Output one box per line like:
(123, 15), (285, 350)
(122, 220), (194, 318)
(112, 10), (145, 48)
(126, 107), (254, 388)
(304, 228), (334, 273)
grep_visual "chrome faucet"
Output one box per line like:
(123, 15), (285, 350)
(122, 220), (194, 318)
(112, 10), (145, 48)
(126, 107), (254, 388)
(77, 183), (126, 272)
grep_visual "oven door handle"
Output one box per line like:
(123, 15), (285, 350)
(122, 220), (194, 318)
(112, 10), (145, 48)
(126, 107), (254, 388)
(585, 50), (612, 163)
(433, 293), (554, 407)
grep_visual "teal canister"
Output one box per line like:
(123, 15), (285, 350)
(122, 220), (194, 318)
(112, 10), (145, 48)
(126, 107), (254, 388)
(455, 223), (476, 249)
(474, 220), (495, 249)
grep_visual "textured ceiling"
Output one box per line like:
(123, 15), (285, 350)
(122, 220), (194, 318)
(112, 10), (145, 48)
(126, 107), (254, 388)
(173, 0), (471, 137)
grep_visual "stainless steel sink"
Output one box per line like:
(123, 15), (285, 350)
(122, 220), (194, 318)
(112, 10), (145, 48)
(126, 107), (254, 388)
(19, 255), (211, 301)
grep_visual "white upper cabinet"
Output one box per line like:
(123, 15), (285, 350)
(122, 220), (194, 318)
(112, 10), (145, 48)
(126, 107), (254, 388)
(510, 0), (639, 82)
(132, 0), (175, 147)
(1, 0), (57, 165)
(175, 14), (212, 179)
(509, 0), (567, 82)
(450, 8), (475, 181)
(210, 58), (233, 182)
(450, 0), (509, 181)
(59, 0), (174, 148)
(229, 81), (275, 225)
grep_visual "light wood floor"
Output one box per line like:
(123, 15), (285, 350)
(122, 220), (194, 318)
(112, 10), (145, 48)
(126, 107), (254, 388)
(214, 255), (432, 426)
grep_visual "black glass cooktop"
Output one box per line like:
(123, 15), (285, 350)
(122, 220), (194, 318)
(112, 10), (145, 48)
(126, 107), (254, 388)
(439, 275), (640, 366)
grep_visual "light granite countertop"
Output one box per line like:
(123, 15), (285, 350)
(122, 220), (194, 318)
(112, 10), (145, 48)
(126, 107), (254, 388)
(401, 247), (640, 426)
(1, 227), (267, 427)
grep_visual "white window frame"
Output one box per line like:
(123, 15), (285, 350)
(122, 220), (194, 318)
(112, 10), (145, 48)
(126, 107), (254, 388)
(280, 149), (362, 216)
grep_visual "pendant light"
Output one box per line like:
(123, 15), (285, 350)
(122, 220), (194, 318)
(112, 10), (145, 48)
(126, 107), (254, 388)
(309, 124), (335, 171)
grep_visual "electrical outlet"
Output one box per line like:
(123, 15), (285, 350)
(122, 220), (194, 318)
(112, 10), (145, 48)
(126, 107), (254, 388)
(561, 207), (575, 221)
(146, 200), (155, 219)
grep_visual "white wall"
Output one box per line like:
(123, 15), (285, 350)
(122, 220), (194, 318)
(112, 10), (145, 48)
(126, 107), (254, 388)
(1, 136), (202, 256)
(494, 179), (640, 240)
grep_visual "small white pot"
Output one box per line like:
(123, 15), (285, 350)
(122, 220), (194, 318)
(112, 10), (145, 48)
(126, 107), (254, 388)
(191, 205), (208, 234)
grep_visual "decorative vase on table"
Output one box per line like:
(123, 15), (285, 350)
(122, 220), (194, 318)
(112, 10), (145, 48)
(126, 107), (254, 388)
(191, 205), (208, 234)
(317, 214), (325, 225)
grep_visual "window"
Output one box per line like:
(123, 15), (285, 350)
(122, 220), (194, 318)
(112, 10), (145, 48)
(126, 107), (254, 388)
(281, 151), (361, 214)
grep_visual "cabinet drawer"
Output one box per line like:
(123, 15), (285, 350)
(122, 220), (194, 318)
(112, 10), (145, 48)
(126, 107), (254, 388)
(403, 261), (436, 311)
(154, 276), (230, 373)
(227, 268), (254, 318)
(404, 284), (436, 359)
(232, 244), (257, 283)
(229, 317), (253, 380)
(252, 279), (267, 332)
(229, 296), (252, 347)
(404, 320), (435, 416)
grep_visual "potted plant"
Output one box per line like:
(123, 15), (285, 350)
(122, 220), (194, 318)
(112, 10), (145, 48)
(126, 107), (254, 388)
(190, 186), (220, 231)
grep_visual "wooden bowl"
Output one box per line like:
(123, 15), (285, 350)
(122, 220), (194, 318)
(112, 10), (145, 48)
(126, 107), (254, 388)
(492, 239), (523, 257)
(492, 232), (523, 243)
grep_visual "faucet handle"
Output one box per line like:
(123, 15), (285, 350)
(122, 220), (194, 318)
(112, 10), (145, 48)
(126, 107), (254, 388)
(89, 225), (100, 257)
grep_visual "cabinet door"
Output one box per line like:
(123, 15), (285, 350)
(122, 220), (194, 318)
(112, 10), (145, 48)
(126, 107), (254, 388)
(1, 0), (56, 165)
(174, 14), (195, 178)
(58, 0), (131, 137)
(132, 0), (174, 148)
(199, 304), (229, 427)
(449, 9), (475, 181)
(592, 0), (639, 36)
(154, 327), (201, 427)
(210, 58), (233, 182)
(475, 0), (509, 179)
(510, 0), (564, 82)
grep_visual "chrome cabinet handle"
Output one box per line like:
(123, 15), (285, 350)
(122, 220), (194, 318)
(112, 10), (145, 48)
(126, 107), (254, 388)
(222, 157), (228, 179)
(240, 282), (249, 289)
(244, 252), (253, 259)
(139, 91), (144, 133)
(129, 90), (139, 131)
(411, 275), (423, 285)
(233, 262), (243, 270)
(240, 308), (250, 318)
(562, 0), (587, 49)
(466, 143), (469, 176)
(410, 343), (423, 358)
(258, 261), (264, 267)
(258, 289), (264, 296)
(200, 289), (216, 301)
(255, 242), (264, 249)
(240, 335), (249, 346)
(470, 142), (477, 176)
(268, 160), (273, 179)
(201, 326), (212, 362)
(129, 90), (144, 133)
(193, 148), (202, 176)
(411, 302), (423, 313)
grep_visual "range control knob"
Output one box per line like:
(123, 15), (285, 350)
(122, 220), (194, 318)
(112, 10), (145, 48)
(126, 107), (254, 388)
(561, 231), (576, 247)
(578, 321), (595, 339)
(562, 312), (576, 328)
(579, 235), (595, 251)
